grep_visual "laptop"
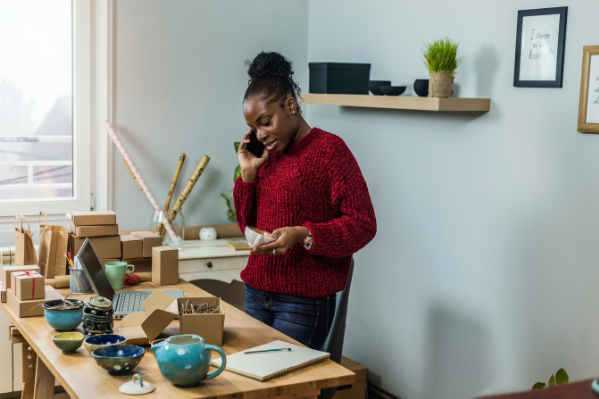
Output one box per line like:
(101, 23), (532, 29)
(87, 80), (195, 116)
(77, 238), (183, 319)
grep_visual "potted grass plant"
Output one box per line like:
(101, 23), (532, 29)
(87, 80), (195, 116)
(421, 37), (463, 98)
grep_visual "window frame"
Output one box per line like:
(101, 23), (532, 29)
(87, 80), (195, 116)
(0, 1), (92, 217)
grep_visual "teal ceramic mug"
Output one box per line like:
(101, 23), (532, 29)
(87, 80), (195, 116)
(105, 262), (134, 290)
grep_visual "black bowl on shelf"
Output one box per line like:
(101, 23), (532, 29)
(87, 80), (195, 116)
(368, 80), (391, 95)
(379, 85), (406, 96)
(414, 79), (429, 97)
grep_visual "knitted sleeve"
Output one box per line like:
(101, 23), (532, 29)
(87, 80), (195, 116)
(302, 138), (377, 258)
(233, 177), (258, 234)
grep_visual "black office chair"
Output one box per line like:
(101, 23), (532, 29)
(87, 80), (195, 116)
(318, 260), (355, 399)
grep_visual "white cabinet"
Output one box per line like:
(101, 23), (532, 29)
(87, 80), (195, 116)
(0, 310), (14, 394)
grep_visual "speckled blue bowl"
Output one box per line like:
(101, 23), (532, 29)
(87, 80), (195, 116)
(84, 334), (127, 353)
(42, 299), (85, 331)
(92, 344), (145, 375)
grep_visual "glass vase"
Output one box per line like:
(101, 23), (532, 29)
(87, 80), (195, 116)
(149, 209), (185, 248)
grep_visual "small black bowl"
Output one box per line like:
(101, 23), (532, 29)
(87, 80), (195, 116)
(368, 80), (391, 96)
(379, 85), (406, 96)
(414, 79), (429, 97)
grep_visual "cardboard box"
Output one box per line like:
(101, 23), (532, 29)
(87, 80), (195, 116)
(7, 285), (63, 318)
(12, 271), (45, 300)
(71, 211), (116, 226)
(119, 290), (180, 346)
(71, 223), (119, 237)
(2, 265), (41, 293)
(122, 258), (152, 273)
(179, 297), (225, 345)
(131, 231), (162, 257)
(332, 357), (368, 399)
(121, 235), (143, 259)
(70, 234), (121, 259)
(152, 246), (179, 286)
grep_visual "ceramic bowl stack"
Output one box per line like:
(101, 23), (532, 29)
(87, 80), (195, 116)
(83, 296), (114, 336)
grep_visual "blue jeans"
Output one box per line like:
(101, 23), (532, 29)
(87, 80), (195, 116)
(245, 284), (336, 350)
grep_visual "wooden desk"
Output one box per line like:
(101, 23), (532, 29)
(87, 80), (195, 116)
(478, 379), (597, 399)
(1, 280), (355, 399)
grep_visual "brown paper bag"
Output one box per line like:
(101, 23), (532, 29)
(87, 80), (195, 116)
(37, 212), (69, 278)
(14, 215), (38, 266)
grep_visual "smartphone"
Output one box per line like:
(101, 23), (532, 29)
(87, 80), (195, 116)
(245, 131), (265, 158)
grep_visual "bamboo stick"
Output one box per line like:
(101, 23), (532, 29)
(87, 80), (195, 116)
(168, 155), (210, 225)
(123, 158), (148, 199)
(156, 153), (187, 236)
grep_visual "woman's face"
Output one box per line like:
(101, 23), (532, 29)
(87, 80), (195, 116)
(243, 96), (298, 153)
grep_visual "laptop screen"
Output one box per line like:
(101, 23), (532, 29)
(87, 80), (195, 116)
(78, 239), (115, 301)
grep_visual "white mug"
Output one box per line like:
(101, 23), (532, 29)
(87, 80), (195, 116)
(199, 227), (217, 241)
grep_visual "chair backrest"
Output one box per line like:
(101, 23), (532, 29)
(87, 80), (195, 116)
(321, 259), (355, 364)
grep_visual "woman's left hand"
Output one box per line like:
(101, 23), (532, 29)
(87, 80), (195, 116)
(251, 226), (310, 256)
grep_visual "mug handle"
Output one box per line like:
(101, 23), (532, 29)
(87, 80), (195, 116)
(204, 345), (226, 380)
(126, 265), (135, 274)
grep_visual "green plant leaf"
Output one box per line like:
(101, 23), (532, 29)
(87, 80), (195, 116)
(234, 142), (241, 153)
(221, 194), (237, 221)
(555, 369), (569, 385)
(234, 165), (241, 182)
(531, 382), (546, 390)
(548, 375), (555, 387)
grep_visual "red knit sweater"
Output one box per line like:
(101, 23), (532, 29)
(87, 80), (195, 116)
(234, 127), (377, 298)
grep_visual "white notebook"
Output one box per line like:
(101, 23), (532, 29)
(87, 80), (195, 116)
(212, 340), (330, 381)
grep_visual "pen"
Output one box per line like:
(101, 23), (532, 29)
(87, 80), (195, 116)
(244, 348), (291, 354)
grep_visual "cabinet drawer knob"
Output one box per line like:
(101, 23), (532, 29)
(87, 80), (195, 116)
(206, 262), (213, 268)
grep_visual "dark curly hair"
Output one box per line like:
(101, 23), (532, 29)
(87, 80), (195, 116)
(244, 52), (302, 110)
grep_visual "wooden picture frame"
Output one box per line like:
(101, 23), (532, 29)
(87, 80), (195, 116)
(513, 7), (568, 88)
(577, 46), (599, 133)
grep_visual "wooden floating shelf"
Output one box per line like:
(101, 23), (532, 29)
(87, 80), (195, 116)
(301, 93), (491, 112)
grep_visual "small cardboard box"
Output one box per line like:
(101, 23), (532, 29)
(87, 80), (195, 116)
(131, 231), (162, 257)
(12, 271), (45, 300)
(121, 235), (143, 259)
(2, 265), (41, 293)
(70, 234), (121, 259)
(71, 211), (116, 226)
(118, 290), (180, 346)
(71, 223), (119, 237)
(7, 285), (63, 318)
(152, 246), (179, 286)
(331, 357), (368, 399)
(178, 297), (225, 345)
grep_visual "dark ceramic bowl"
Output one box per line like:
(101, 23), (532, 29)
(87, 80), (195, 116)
(368, 80), (391, 95)
(43, 299), (85, 331)
(84, 334), (127, 353)
(379, 85), (407, 96)
(414, 79), (429, 97)
(92, 344), (145, 375)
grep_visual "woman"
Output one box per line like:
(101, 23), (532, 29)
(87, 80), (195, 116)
(234, 52), (377, 350)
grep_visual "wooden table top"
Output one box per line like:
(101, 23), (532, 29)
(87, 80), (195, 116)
(478, 379), (598, 399)
(1, 280), (356, 399)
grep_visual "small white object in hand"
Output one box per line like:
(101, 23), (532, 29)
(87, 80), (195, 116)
(199, 227), (217, 241)
(245, 227), (276, 248)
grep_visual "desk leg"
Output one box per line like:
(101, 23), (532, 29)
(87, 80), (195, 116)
(32, 357), (54, 399)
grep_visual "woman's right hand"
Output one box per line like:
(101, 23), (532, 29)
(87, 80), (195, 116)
(238, 129), (269, 182)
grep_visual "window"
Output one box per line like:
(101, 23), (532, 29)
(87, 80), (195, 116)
(0, 0), (91, 216)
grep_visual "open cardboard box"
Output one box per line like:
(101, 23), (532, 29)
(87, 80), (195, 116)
(118, 291), (225, 346)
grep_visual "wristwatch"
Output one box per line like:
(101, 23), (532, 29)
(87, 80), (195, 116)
(303, 230), (313, 250)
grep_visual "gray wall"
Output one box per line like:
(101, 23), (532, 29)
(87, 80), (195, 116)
(307, 0), (599, 398)
(112, 0), (308, 231)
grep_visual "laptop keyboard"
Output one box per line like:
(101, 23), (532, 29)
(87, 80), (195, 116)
(119, 292), (151, 312)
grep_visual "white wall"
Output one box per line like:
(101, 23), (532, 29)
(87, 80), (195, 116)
(307, 0), (599, 398)
(112, 0), (308, 231)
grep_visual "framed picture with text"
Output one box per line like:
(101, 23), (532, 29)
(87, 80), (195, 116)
(513, 7), (568, 88)
(577, 46), (599, 133)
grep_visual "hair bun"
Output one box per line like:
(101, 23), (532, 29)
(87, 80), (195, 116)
(247, 52), (294, 81)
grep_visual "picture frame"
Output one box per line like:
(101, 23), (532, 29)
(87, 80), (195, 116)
(577, 46), (599, 134)
(513, 7), (568, 88)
